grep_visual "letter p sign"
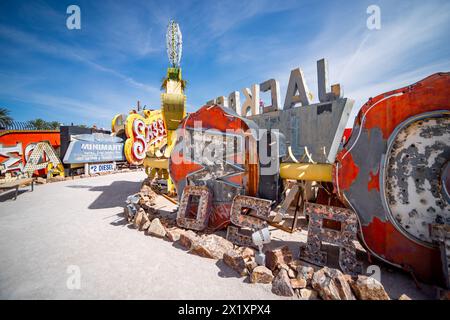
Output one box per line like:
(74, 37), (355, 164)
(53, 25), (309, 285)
(66, 5), (81, 30)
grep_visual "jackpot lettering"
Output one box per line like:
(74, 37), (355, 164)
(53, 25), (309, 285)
(206, 58), (341, 116)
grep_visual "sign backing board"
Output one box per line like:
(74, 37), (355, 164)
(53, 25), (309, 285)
(63, 141), (125, 164)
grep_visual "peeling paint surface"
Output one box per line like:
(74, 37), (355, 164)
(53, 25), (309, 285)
(384, 115), (450, 244)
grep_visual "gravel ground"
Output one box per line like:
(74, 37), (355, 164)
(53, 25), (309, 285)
(0, 171), (436, 299)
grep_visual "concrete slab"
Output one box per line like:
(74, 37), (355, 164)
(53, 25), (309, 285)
(0, 172), (288, 299)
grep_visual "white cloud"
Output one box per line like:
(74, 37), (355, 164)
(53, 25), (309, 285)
(0, 23), (161, 127)
(0, 24), (160, 94)
(1, 0), (448, 129)
(203, 1), (450, 126)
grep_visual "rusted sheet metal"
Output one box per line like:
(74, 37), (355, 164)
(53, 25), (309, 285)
(176, 185), (212, 231)
(300, 203), (362, 275)
(169, 104), (259, 230)
(334, 72), (450, 285)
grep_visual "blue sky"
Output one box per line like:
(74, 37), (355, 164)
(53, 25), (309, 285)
(0, 0), (449, 129)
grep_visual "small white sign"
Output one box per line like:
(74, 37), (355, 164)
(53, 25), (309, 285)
(89, 163), (116, 174)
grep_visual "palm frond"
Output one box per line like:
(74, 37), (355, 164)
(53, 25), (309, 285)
(0, 107), (13, 128)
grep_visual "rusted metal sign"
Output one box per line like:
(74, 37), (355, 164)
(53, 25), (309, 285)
(334, 72), (450, 284)
(169, 104), (260, 230)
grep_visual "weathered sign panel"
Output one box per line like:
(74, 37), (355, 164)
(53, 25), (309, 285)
(207, 59), (353, 164)
(249, 98), (353, 164)
(63, 140), (125, 164)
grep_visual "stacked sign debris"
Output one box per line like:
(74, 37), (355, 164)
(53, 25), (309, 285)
(122, 179), (404, 300)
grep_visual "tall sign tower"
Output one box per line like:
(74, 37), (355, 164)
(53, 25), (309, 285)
(161, 20), (187, 195)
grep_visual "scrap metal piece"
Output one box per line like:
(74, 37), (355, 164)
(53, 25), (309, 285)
(430, 224), (450, 289)
(278, 184), (300, 217)
(127, 194), (140, 205)
(252, 227), (271, 265)
(177, 185), (212, 231)
(125, 194), (141, 221)
(125, 204), (137, 221)
(300, 203), (362, 275)
(269, 182), (303, 232)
